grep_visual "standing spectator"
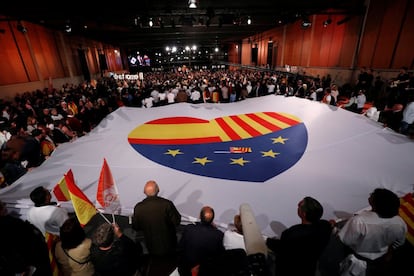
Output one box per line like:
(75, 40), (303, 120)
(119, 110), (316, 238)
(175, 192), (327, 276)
(0, 200), (52, 276)
(223, 214), (246, 251)
(335, 188), (407, 276)
(132, 180), (181, 276)
(91, 222), (143, 276)
(177, 206), (225, 276)
(0, 136), (27, 187)
(21, 129), (44, 168)
(26, 185), (69, 237)
(356, 89), (367, 114)
(322, 88), (336, 106)
(400, 95), (414, 135)
(55, 217), (95, 276)
(331, 84), (340, 104)
(266, 196), (333, 276)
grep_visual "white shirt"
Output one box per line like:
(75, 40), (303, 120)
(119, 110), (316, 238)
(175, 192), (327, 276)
(338, 210), (407, 260)
(26, 204), (69, 236)
(223, 229), (246, 251)
(402, 101), (414, 124)
(356, 94), (366, 109)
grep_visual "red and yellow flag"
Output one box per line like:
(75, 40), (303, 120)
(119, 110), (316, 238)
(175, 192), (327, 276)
(399, 193), (414, 246)
(52, 176), (70, 201)
(45, 232), (60, 276)
(65, 169), (97, 227)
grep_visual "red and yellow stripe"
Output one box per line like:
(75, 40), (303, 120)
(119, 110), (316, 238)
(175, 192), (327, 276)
(399, 193), (414, 246)
(128, 112), (301, 145)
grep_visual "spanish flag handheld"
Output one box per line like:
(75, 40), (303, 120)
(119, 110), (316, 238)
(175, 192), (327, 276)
(399, 193), (414, 246)
(65, 169), (97, 227)
(52, 175), (70, 202)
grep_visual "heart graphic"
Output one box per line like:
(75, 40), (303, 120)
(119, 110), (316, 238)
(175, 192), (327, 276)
(128, 112), (308, 182)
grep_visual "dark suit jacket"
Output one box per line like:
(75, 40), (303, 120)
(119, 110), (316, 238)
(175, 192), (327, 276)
(266, 219), (333, 276)
(177, 222), (225, 275)
(132, 196), (181, 256)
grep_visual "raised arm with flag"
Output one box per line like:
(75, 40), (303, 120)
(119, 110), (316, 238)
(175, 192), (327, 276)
(96, 158), (121, 215)
(64, 169), (97, 227)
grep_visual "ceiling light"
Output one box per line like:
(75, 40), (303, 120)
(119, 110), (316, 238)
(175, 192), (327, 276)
(301, 18), (312, 29)
(323, 18), (332, 27)
(188, 0), (197, 9)
(17, 22), (27, 33)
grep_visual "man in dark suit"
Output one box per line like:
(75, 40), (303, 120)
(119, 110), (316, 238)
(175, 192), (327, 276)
(177, 206), (225, 276)
(132, 180), (181, 276)
(266, 197), (333, 276)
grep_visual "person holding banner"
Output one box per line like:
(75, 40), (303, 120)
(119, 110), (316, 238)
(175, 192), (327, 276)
(91, 222), (143, 276)
(27, 186), (69, 237)
(132, 180), (181, 276)
(266, 196), (333, 276)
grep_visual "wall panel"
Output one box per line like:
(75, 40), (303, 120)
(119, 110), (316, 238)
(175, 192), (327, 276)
(369, 0), (406, 68)
(28, 23), (66, 80)
(0, 21), (29, 84)
(393, 0), (414, 68)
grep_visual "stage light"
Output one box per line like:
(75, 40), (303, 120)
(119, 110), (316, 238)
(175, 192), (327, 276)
(188, 0), (197, 9)
(17, 22), (27, 33)
(149, 18), (153, 27)
(323, 18), (332, 27)
(247, 17), (251, 25)
(301, 18), (311, 29)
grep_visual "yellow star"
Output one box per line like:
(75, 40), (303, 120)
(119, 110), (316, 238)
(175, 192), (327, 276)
(271, 136), (288, 144)
(261, 149), (280, 158)
(164, 149), (183, 157)
(230, 157), (250, 166)
(192, 157), (213, 166)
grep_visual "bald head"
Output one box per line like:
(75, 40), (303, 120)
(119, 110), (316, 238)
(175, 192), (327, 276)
(200, 206), (215, 224)
(144, 180), (159, 197)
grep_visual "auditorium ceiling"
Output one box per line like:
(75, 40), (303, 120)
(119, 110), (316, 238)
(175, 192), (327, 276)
(1, 0), (365, 51)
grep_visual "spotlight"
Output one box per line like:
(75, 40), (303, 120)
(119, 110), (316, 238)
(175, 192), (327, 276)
(323, 18), (332, 27)
(188, 0), (197, 9)
(149, 18), (153, 27)
(17, 22), (27, 33)
(301, 18), (311, 29)
(247, 17), (251, 25)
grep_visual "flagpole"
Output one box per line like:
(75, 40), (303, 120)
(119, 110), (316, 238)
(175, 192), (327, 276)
(98, 210), (112, 224)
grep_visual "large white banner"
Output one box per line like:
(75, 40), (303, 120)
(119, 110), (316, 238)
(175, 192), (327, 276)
(2, 95), (413, 237)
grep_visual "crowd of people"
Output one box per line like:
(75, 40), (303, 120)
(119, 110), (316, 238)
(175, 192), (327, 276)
(1, 180), (413, 276)
(0, 67), (413, 187)
(0, 67), (413, 275)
